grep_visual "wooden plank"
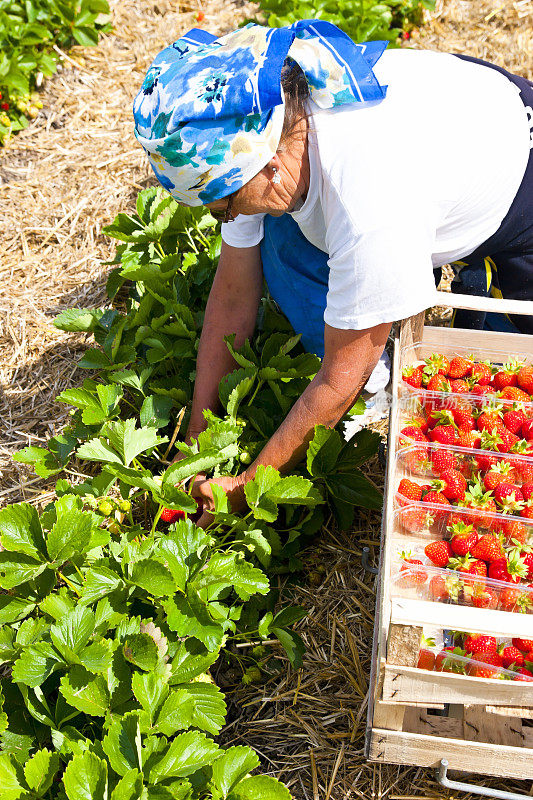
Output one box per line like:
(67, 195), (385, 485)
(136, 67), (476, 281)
(403, 708), (463, 739)
(462, 707), (525, 748)
(382, 664), (533, 707)
(433, 290), (533, 318)
(386, 624), (422, 667)
(399, 311), (425, 356)
(372, 700), (405, 732)
(486, 705), (533, 719)
(391, 597), (533, 639)
(368, 728), (533, 779)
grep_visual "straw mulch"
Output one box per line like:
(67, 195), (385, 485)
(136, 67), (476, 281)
(1, 1), (533, 798)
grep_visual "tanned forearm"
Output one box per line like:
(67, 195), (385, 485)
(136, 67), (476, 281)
(241, 322), (391, 479)
(187, 242), (262, 438)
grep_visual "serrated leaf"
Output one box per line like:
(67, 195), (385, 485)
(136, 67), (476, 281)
(325, 471), (382, 511)
(110, 770), (143, 800)
(271, 628), (305, 668)
(219, 369), (256, 416)
(106, 418), (167, 466)
(131, 671), (168, 720)
(0, 503), (46, 560)
(77, 437), (123, 464)
(80, 565), (125, 605)
(46, 503), (93, 562)
(63, 751), (108, 800)
(140, 395), (173, 429)
(0, 551), (47, 589)
(162, 444), (239, 486)
(123, 634), (158, 672)
(12, 642), (63, 687)
(193, 554), (269, 602)
(152, 689), (194, 736)
(163, 595), (224, 651)
(149, 731), (219, 784)
(50, 606), (95, 656)
(24, 749), (59, 796)
(0, 595), (35, 625)
(60, 666), (110, 716)
(53, 308), (104, 332)
(306, 426), (343, 477)
(0, 753), (25, 800)
(272, 606), (307, 628)
(153, 540), (187, 592)
(102, 712), (142, 777)
(170, 640), (221, 684)
(79, 640), (114, 673)
(227, 775), (292, 800)
(179, 682), (226, 735)
(130, 559), (176, 597)
(210, 746), (260, 798)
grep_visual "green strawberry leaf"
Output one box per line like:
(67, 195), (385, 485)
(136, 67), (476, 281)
(306, 426), (343, 477)
(178, 681), (226, 735)
(131, 671), (168, 720)
(140, 395), (173, 429)
(63, 751), (108, 800)
(46, 500), (93, 562)
(130, 559), (177, 597)
(59, 666), (110, 716)
(0, 752), (27, 800)
(80, 565), (125, 605)
(110, 769), (144, 800)
(50, 607), (95, 656)
(227, 775), (292, 800)
(0, 503), (46, 560)
(123, 634), (159, 672)
(102, 712), (142, 777)
(23, 749), (59, 796)
(12, 642), (63, 687)
(151, 689), (194, 736)
(170, 640), (221, 684)
(149, 731), (220, 784)
(163, 595), (224, 651)
(271, 627), (305, 668)
(0, 552), (47, 589)
(210, 746), (260, 799)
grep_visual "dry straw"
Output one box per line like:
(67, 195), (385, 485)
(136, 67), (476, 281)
(0, 0), (532, 797)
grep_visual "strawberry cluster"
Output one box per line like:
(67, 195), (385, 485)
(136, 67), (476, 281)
(402, 353), (533, 400)
(417, 633), (533, 681)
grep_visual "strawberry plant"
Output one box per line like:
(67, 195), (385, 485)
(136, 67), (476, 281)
(0, 0), (111, 144)
(3, 186), (382, 797)
(251, 0), (435, 45)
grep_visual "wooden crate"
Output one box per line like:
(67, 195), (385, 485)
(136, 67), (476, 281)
(366, 291), (533, 780)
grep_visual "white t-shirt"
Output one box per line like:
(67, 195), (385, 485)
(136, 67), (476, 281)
(221, 49), (531, 330)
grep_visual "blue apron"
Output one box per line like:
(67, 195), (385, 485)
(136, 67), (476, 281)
(261, 214), (330, 357)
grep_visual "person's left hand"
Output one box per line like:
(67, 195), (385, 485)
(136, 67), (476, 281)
(191, 473), (247, 527)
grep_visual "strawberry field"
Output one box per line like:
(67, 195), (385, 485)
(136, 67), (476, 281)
(2, 1), (533, 798)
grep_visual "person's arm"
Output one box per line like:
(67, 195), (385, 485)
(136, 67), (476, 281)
(185, 240), (263, 441)
(192, 321), (391, 516)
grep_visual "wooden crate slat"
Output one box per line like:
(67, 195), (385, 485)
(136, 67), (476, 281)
(462, 707), (525, 748)
(382, 664), (533, 707)
(368, 728), (533, 779)
(391, 597), (533, 638)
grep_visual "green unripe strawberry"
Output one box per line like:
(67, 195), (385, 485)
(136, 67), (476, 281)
(239, 451), (252, 464)
(98, 500), (114, 516)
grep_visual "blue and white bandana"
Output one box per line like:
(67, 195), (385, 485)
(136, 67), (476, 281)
(133, 21), (388, 206)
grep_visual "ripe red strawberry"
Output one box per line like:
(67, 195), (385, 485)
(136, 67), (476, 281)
(431, 448), (458, 475)
(513, 638), (533, 652)
(398, 479), (423, 501)
(470, 362), (492, 385)
(520, 550), (533, 579)
(498, 518), (529, 545)
(417, 648), (436, 670)
(514, 667), (533, 681)
(449, 356), (473, 379)
(488, 553), (528, 583)
(463, 482), (498, 527)
(500, 645), (524, 668)
(494, 482), (525, 512)
(521, 419), (533, 441)
(439, 469), (467, 501)
(448, 520), (479, 556)
(500, 386), (531, 402)
(483, 465), (516, 491)
(517, 365), (533, 395)
(399, 554), (427, 587)
(449, 379), (469, 393)
(429, 574), (449, 601)
(471, 533), (504, 562)
(400, 425), (427, 443)
(520, 501), (533, 521)
(456, 427), (481, 449)
(463, 634), (497, 655)
(476, 407), (504, 432)
(427, 374), (451, 393)
(402, 445), (430, 473)
(503, 408), (527, 435)
(449, 555), (487, 581)
(402, 365), (424, 388)
(160, 508), (186, 523)
(493, 371), (518, 391)
(429, 426), (458, 445)
(424, 539), (453, 567)
(427, 409), (455, 429)
(468, 652), (503, 679)
(470, 383), (496, 396)
(422, 490), (451, 523)
(497, 428), (520, 454)
(522, 483), (533, 501)
(498, 586), (524, 613)
(424, 353), (450, 377)
(398, 506), (434, 533)
(523, 650), (533, 667)
(435, 647), (466, 673)
(472, 585), (498, 608)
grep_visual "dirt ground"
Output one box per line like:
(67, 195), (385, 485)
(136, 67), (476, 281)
(1, 1), (532, 797)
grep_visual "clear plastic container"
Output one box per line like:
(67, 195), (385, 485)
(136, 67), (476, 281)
(399, 342), (532, 405)
(396, 442), (533, 486)
(394, 496), (533, 545)
(417, 645), (533, 681)
(393, 555), (533, 614)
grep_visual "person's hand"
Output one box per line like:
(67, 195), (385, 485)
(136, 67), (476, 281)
(191, 473), (247, 527)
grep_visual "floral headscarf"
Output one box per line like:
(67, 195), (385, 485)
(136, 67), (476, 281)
(133, 21), (388, 206)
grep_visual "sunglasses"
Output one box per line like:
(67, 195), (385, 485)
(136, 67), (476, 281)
(209, 193), (235, 223)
